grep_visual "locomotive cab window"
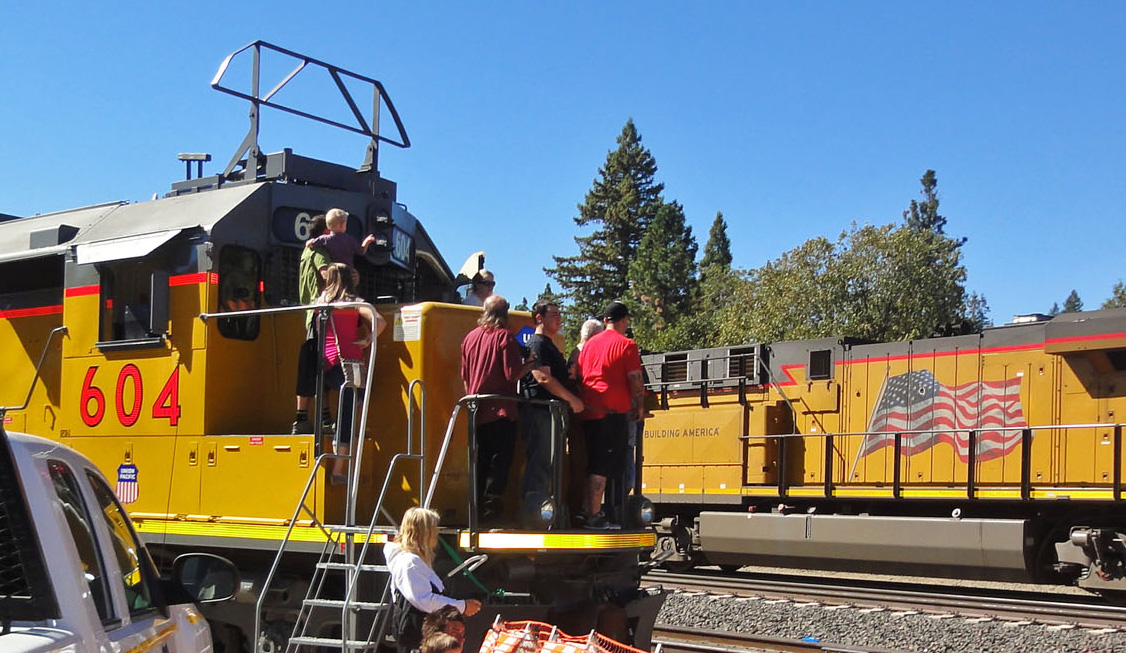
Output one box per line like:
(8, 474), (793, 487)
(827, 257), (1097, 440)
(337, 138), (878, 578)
(808, 349), (832, 380)
(217, 245), (261, 340)
(96, 260), (169, 349)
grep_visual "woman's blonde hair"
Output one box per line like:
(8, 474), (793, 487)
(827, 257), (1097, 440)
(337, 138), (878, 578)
(319, 263), (359, 304)
(397, 507), (440, 566)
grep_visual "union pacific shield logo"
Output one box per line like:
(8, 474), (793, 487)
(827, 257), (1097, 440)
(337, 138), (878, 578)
(860, 370), (1028, 462)
(115, 463), (139, 504)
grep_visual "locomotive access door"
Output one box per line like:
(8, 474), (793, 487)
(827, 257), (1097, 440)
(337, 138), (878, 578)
(744, 402), (793, 486)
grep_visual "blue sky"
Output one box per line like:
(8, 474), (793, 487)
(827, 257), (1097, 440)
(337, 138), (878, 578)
(2, 4), (1123, 327)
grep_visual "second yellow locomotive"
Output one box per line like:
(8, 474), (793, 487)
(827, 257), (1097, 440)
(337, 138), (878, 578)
(641, 309), (1126, 594)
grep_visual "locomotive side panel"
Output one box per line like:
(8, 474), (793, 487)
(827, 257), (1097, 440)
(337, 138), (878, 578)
(0, 255), (65, 437)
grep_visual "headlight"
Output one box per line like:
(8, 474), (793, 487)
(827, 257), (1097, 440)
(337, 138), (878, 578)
(626, 495), (655, 528)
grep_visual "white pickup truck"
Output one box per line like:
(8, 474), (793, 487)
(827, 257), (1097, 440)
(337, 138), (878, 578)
(0, 427), (238, 653)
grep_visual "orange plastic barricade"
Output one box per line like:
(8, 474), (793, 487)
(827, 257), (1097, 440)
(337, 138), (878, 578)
(477, 620), (650, 653)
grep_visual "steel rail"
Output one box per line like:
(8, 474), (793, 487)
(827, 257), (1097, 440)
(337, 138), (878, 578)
(652, 623), (900, 653)
(645, 570), (1126, 630)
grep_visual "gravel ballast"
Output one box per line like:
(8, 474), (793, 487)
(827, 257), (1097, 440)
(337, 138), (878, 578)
(656, 591), (1126, 653)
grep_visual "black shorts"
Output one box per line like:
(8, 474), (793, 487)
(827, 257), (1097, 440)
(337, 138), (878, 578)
(583, 413), (628, 478)
(295, 337), (321, 397)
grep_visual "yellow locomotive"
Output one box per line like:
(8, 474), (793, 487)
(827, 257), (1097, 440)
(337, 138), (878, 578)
(641, 310), (1126, 594)
(0, 42), (661, 652)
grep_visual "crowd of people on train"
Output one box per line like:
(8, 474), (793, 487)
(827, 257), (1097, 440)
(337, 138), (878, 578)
(281, 207), (649, 652)
(287, 207), (649, 529)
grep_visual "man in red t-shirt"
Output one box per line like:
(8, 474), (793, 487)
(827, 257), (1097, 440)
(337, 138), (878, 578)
(460, 295), (538, 525)
(576, 301), (645, 529)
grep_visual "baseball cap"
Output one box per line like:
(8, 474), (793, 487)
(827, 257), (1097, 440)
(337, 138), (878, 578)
(603, 300), (631, 321)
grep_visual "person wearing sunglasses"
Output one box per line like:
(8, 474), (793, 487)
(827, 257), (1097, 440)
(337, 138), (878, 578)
(463, 269), (495, 307)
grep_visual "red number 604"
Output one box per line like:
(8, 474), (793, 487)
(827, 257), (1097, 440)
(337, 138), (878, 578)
(80, 366), (180, 428)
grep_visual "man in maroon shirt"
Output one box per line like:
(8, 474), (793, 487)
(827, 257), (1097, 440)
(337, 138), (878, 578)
(460, 295), (538, 525)
(577, 300), (645, 529)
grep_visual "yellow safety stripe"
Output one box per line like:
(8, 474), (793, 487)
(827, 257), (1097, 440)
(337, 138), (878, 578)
(132, 519), (388, 544)
(458, 531), (656, 550)
(731, 486), (1121, 500)
(120, 622), (177, 653)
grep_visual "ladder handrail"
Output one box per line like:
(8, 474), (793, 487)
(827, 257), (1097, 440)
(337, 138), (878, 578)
(201, 301), (378, 529)
(337, 379), (428, 651)
(1, 326), (67, 412)
(255, 452), (350, 653)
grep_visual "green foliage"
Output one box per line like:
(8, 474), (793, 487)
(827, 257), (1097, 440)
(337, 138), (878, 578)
(1062, 289), (1083, 313)
(1049, 302), (1060, 316)
(699, 211), (732, 278)
(714, 187), (975, 344)
(547, 119), (664, 335)
(904, 169), (950, 236)
(962, 292), (992, 333)
(1103, 281), (1126, 310)
(536, 282), (562, 306)
(628, 201), (698, 349)
(514, 297), (529, 311)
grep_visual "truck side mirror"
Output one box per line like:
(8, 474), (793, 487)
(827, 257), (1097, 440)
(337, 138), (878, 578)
(169, 553), (239, 603)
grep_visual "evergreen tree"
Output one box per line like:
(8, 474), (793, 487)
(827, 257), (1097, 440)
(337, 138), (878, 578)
(536, 282), (563, 306)
(1049, 302), (1060, 316)
(628, 201), (698, 348)
(961, 292), (992, 334)
(699, 211), (732, 278)
(904, 170), (948, 235)
(1062, 290), (1083, 313)
(547, 119), (664, 335)
(514, 297), (529, 311)
(1103, 281), (1126, 309)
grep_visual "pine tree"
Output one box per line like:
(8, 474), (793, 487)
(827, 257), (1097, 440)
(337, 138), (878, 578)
(547, 119), (664, 334)
(1103, 281), (1126, 310)
(904, 170), (948, 235)
(962, 292), (992, 333)
(536, 282), (563, 305)
(514, 297), (529, 311)
(1062, 290), (1083, 313)
(628, 201), (698, 347)
(699, 211), (732, 284)
(1049, 302), (1061, 316)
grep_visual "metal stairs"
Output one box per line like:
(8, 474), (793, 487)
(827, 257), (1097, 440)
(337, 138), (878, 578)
(284, 523), (397, 652)
(253, 371), (429, 653)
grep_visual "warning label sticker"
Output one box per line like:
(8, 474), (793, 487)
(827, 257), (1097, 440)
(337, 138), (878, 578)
(394, 305), (423, 342)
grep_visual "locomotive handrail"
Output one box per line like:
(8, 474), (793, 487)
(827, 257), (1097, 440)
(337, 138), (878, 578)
(201, 301), (379, 528)
(735, 422), (1125, 503)
(738, 422), (1124, 439)
(642, 347), (801, 436)
(211, 40), (410, 178)
(1, 326), (67, 413)
(254, 451), (352, 653)
(433, 394), (570, 543)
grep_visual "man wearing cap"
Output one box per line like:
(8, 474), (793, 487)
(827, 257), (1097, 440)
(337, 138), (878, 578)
(576, 300), (645, 529)
(464, 269), (495, 307)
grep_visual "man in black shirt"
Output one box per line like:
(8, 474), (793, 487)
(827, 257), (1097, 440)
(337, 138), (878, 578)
(520, 300), (584, 526)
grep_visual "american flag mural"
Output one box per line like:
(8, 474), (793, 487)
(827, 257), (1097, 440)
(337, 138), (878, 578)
(859, 370), (1028, 462)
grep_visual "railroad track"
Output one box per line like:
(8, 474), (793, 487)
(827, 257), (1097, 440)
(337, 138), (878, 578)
(651, 623), (902, 653)
(644, 569), (1126, 629)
